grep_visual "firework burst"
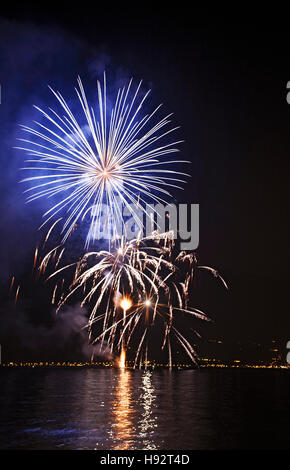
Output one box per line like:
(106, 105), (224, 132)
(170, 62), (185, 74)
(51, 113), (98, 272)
(47, 232), (227, 367)
(17, 75), (188, 245)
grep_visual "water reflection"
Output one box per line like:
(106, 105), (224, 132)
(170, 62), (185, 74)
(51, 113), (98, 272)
(138, 371), (158, 450)
(110, 369), (135, 449)
(109, 370), (157, 450)
(2, 369), (288, 450)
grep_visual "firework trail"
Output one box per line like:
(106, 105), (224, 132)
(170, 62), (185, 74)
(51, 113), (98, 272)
(17, 75), (188, 246)
(9, 276), (15, 295)
(14, 285), (20, 305)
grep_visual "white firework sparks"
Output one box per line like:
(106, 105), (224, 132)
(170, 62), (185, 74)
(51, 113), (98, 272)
(45, 232), (225, 367)
(17, 75), (188, 245)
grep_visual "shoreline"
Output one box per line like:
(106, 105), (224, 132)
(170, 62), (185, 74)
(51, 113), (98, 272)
(1, 363), (289, 370)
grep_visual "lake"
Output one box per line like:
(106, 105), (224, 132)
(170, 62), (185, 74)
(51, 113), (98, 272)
(0, 368), (289, 449)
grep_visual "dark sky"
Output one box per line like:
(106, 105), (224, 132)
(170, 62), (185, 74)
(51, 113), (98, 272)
(0, 5), (289, 361)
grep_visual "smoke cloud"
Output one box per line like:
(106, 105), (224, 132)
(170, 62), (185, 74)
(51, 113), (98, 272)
(0, 303), (112, 362)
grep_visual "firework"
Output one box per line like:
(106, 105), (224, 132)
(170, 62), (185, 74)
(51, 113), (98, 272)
(17, 76), (227, 367)
(47, 231), (226, 367)
(17, 75), (188, 246)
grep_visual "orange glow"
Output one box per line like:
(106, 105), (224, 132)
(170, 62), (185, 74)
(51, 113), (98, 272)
(33, 246), (38, 271)
(9, 276), (15, 295)
(14, 285), (20, 305)
(120, 297), (132, 311)
(112, 367), (134, 449)
(119, 348), (126, 369)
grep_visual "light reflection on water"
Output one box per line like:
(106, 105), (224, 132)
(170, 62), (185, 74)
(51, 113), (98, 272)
(109, 370), (157, 450)
(1, 368), (290, 450)
(110, 369), (135, 450)
(138, 371), (158, 450)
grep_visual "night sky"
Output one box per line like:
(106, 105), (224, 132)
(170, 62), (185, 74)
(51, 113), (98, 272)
(0, 6), (289, 361)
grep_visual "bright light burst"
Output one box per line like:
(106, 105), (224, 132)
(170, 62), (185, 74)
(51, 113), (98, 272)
(120, 297), (132, 312)
(17, 75), (188, 245)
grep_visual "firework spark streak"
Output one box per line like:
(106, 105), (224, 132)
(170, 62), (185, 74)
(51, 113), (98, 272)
(17, 75), (188, 245)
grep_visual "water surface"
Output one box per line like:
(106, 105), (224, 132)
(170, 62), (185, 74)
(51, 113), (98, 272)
(0, 368), (289, 449)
